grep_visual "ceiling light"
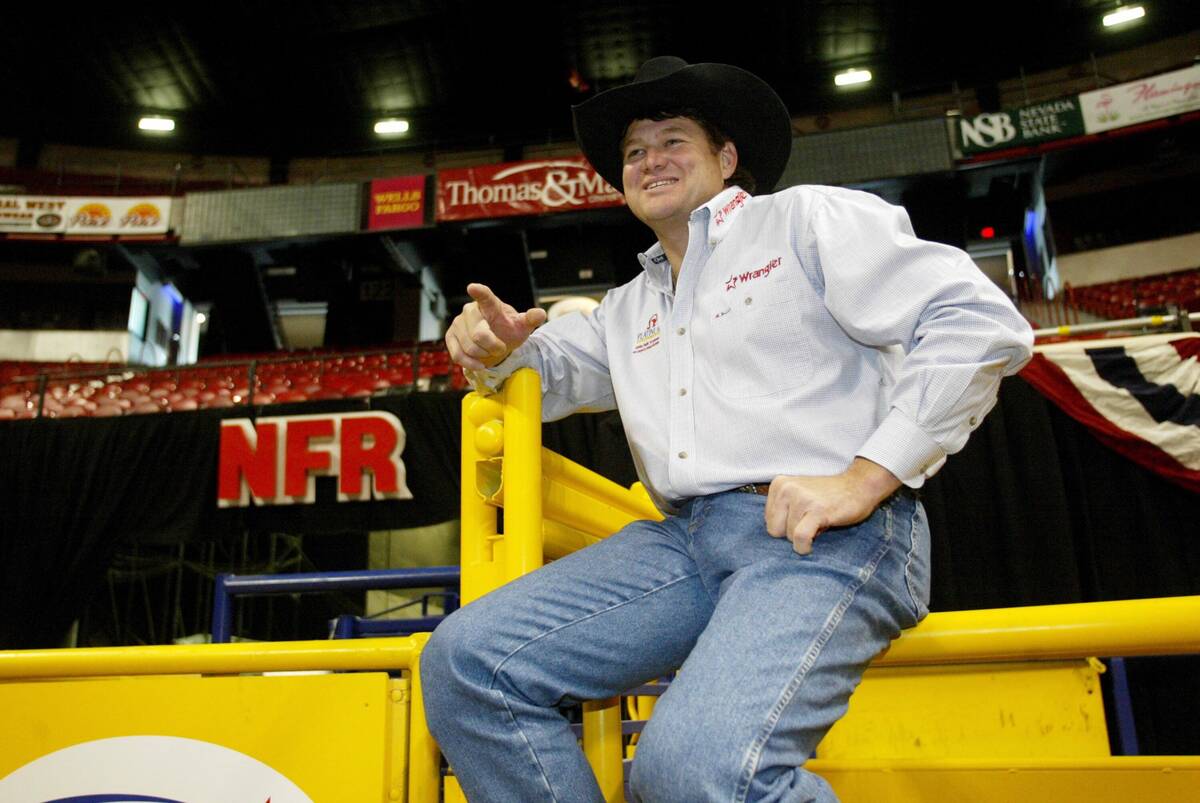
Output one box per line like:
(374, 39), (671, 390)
(374, 118), (410, 135)
(834, 68), (872, 88)
(138, 116), (175, 133)
(1103, 5), (1145, 27)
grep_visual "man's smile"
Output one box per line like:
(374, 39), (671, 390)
(644, 178), (677, 191)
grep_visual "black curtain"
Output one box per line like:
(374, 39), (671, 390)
(0, 392), (464, 648)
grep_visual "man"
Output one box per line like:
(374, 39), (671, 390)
(423, 57), (1033, 802)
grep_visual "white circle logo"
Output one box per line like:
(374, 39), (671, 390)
(0, 735), (313, 803)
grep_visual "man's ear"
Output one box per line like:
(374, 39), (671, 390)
(719, 141), (738, 181)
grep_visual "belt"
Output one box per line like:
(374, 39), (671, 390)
(734, 483), (919, 501)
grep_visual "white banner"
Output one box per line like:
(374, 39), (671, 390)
(1080, 64), (1200, 134)
(0, 195), (173, 235)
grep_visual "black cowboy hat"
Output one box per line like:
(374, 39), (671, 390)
(571, 56), (793, 194)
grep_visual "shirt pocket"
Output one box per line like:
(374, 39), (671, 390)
(709, 276), (814, 399)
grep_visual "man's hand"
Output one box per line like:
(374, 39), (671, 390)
(764, 458), (902, 555)
(445, 283), (548, 370)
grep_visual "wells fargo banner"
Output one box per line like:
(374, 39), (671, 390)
(957, 97), (1085, 155)
(0, 195), (172, 235)
(436, 156), (623, 222)
(1080, 64), (1200, 134)
(367, 174), (428, 230)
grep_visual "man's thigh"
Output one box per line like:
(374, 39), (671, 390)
(631, 492), (928, 801)
(432, 511), (717, 705)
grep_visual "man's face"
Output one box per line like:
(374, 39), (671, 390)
(620, 117), (736, 230)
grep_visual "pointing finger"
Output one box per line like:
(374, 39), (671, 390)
(467, 283), (505, 319)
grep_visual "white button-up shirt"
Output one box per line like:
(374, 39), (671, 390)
(476, 185), (1033, 512)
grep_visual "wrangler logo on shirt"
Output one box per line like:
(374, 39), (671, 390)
(725, 256), (782, 291)
(633, 314), (661, 354)
(713, 190), (749, 226)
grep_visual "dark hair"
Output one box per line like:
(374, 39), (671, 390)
(622, 107), (757, 194)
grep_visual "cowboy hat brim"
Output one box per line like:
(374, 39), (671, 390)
(571, 59), (793, 194)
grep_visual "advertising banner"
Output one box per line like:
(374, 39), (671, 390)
(436, 156), (623, 222)
(367, 174), (428, 230)
(957, 98), (1085, 154)
(0, 195), (173, 235)
(218, 411), (414, 507)
(1080, 64), (1200, 134)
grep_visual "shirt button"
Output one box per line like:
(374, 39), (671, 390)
(678, 388), (687, 396)
(744, 296), (753, 305)
(677, 326), (686, 335)
(969, 416), (978, 426)
(678, 451), (688, 459)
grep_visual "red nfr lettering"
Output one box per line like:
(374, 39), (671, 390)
(340, 414), (400, 500)
(218, 420), (278, 505)
(284, 417), (336, 500)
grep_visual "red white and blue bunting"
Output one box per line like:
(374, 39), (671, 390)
(1021, 334), (1200, 494)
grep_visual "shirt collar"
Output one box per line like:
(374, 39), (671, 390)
(701, 185), (750, 245)
(636, 242), (674, 294)
(636, 185), (750, 291)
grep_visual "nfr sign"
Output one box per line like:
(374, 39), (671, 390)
(218, 411), (413, 507)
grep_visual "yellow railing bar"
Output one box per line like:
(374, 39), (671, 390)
(807, 756), (1200, 771)
(0, 635), (422, 679)
(543, 518), (602, 560)
(542, 449), (662, 524)
(878, 595), (1200, 666)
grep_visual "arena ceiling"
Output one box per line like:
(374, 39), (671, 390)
(2, 1), (1197, 159)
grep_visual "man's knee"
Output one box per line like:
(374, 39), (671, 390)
(628, 718), (726, 803)
(420, 606), (491, 731)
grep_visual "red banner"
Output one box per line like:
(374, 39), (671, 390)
(367, 175), (428, 231)
(436, 157), (623, 222)
(218, 412), (413, 506)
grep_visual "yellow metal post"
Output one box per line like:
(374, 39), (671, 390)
(406, 633), (440, 803)
(461, 392), (503, 604)
(583, 697), (626, 802)
(502, 369), (544, 584)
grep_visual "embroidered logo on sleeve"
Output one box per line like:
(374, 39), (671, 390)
(725, 256), (783, 291)
(633, 313), (662, 353)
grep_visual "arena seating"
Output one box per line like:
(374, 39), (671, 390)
(1066, 266), (1200, 321)
(0, 343), (466, 420)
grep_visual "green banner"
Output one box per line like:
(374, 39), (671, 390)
(957, 97), (1085, 155)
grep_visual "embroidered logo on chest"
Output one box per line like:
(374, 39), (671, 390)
(725, 256), (783, 291)
(633, 313), (661, 354)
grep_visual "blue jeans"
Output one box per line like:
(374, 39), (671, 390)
(421, 489), (931, 802)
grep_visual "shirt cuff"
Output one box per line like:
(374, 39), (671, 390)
(464, 342), (535, 394)
(856, 408), (947, 489)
